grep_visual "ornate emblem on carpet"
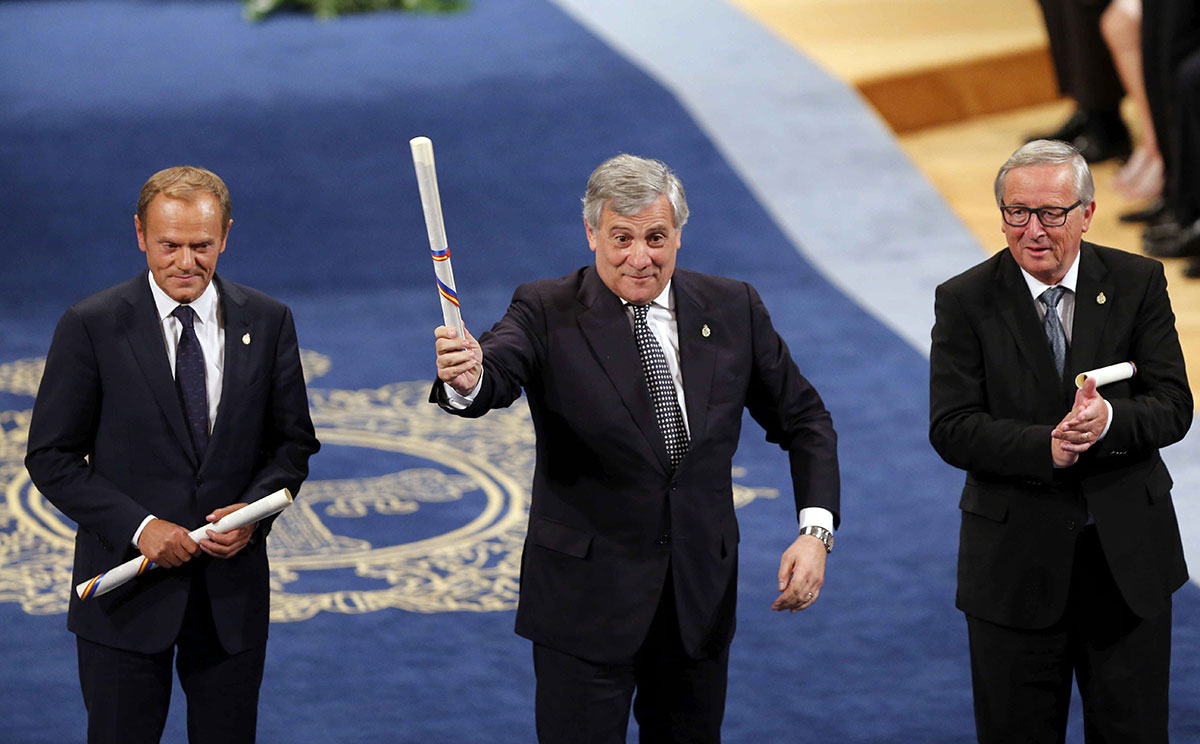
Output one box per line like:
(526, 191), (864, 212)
(0, 353), (778, 622)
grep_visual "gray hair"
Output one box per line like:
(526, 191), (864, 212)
(994, 139), (1094, 206)
(582, 154), (689, 229)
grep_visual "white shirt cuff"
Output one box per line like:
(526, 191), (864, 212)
(1098, 400), (1113, 440)
(443, 370), (483, 410)
(132, 514), (157, 549)
(798, 507), (834, 534)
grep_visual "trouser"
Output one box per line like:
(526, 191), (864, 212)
(966, 528), (1171, 744)
(533, 570), (729, 744)
(77, 574), (267, 744)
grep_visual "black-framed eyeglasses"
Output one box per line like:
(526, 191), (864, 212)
(1000, 200), (1083, 227)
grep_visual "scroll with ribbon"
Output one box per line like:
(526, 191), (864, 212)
(410, 136), (465, 342)
(76, 488), (293, 600)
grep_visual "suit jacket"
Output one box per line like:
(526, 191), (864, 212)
(435, 266), (839, 664)
(26, 272), (320, 654)
(930, 242), (1191, 630)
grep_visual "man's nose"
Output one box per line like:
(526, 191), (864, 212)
(628, 242), (652, 268)
(178, 248), (195, 269)
(1025, 214), (1047, 237)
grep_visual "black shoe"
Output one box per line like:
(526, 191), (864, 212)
(1145, 222), (1200, 259)
(1073, 132), (1132, 163)
(1119, 197), (1168, 224)
(1071, 114), (1132, 163)
(1027, 109), (1091, 143)
(1027, 108), (1131, 163)
(1185, 256), (1200, 278)
(1143, 217), (1183, 244)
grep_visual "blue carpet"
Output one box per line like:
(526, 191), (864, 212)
(1, 1), (1198, 742)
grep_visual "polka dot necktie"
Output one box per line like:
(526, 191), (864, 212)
(1039, 286), (1068, 380)
(172, 305), (209, 460)
(631, 304), (689, 468)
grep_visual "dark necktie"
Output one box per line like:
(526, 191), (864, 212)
(631, 304), (689, 468)
(172, 305), (209, 459)
(1039, 285), (1068, 379)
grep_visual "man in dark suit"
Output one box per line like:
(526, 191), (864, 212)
(25, 166), (320, 744)
(930, 140), (1191, 742)
(432, 154), (840, 743)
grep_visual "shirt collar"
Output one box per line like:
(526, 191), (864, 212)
(619, 279), (675, 311)
(147, 271), (220, 326)
(1018, 249), (1081, 300)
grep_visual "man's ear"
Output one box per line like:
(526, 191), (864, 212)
(584, 216), (597, 253)
(135, 214), (147, 254)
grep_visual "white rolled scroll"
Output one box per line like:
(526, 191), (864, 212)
(410, 136), (465, 342)
(76, 488), (293, 600)
(1075, 362), (1137, 389)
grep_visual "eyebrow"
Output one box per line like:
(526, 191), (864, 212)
(608, 223), (670, 234)
(156, 237), (214, 246)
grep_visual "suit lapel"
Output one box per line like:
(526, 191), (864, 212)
(119, 274), (197, 467)
(575, 269), (673, 474)
(673, 272), (714, 449)
(995, 252), (1065, 406)
(1068, 243), (1113, 385)
(208, 275), (251, 464)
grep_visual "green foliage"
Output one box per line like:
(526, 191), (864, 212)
(243, 0), (469, 22)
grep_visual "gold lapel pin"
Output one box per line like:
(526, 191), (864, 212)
(701, 324), (711, 338)
(1096, 292), (1106, 305)
(242, 332), (251, 345)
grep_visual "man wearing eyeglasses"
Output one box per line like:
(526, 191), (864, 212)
(929, 139), (1191, 743)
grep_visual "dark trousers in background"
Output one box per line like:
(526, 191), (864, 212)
(1143, 0), (1200, 221)
(966, 527), (1171, 744)
(77, 574), (267, 744)
(533, 569), (729, 744)
(1142, 0), (1200, 168)
(1037, 0), (1124, 112)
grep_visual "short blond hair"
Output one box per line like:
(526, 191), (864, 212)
(137, 166), (232, 233)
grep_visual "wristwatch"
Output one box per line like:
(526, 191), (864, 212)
(799, 525), (834, 554)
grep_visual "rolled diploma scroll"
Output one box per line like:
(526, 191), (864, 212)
(75, 488), (294, 600)
(410, 136), (465, 342)
(1075, 362), (1137, 389)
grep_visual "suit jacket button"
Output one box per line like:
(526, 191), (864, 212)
(1066, 520), (1077, 531)
(656, 534), (670, 546)
(195, 475), (203, 486)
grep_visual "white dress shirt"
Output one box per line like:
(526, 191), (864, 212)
(133, 273), (226, 547)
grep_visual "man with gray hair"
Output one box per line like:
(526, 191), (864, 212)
(432, 153), (839, 742)
(930, 140), (1191, 742)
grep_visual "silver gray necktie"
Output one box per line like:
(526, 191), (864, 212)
(1039, 286), (1068, 379)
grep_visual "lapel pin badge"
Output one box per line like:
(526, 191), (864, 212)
(242, 332), (251, 345)
(701, 324), (711, 338)
(1096, 292), (1106, 305)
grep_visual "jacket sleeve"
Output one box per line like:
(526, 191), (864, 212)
(1097, 261), (1192, 455)
(431, 282), (546, 418)
(928, 281), (1057, 482)
(742, 283), (841, 526)
(25, 308), (150, 550)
